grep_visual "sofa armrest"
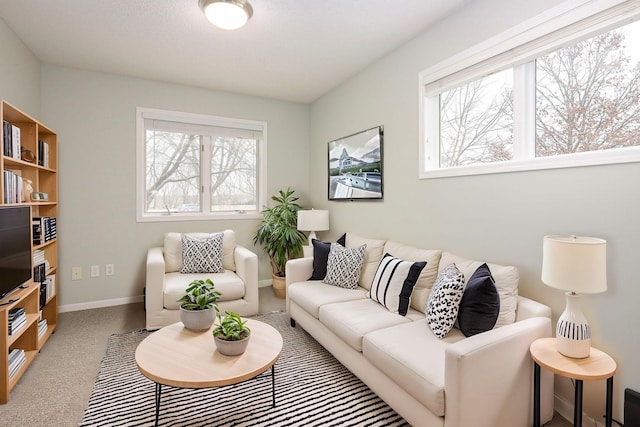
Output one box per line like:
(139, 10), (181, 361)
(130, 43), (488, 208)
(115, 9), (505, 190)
(145, 247), (166, 320)
(444, 317), (553, 427)
(234, 245), (259, 315)
(516, 295), (552, 322)
(285, 257), (313, 314)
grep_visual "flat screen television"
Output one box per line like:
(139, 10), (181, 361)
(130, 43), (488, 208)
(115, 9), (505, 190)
(328, 126), (383, 200)
(0, 205), (32, 300)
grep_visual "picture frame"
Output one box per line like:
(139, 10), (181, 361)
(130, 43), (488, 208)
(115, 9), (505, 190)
(328, 126), (383, 200)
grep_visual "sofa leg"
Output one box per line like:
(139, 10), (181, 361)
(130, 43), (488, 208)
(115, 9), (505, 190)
(290, 318), (296, 327)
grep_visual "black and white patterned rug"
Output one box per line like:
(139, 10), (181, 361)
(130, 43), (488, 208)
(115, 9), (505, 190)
(80, 311), (409, 426)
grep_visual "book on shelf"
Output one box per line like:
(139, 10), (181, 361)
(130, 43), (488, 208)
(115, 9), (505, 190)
(2, 121), (12, 157)
(37, 319), (48, 338)
(2, 169), (23, 204)
(8, 307), (25, 320)
(34, 262), (47, 283)
(33, 217), (57, 244)
(8, 349), (26, 379)
(38, 139), (50, 168)
(11, 124), (20, 160)
(44, 274), (56, 300)
(8, 318), (27, 335)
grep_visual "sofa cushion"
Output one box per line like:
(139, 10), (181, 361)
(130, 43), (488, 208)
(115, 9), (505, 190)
(180, 233), (224, 274)
(288, 281), (368, 319)
(457, 263), (500, 337)
(368, 253), (426, 315)
(383, 241), (442, 313)
(163, 271), (245, 309)
(426, 263), (465, 338)
(308, 235), (346, 280)
(323, 243), (366, 289)
(362, 320), (466, 417)
(164, 230), (236, 273)
(345, 233), (386, 290)
(439, 252), (518, 328)
(319, 299), (412, 352)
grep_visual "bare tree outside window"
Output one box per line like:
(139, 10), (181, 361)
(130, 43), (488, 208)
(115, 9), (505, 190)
(536, 21), (640, 156)
(440, 69), (513, 167)
(210, 137), (257, 212)
(145, 130), (200, 212)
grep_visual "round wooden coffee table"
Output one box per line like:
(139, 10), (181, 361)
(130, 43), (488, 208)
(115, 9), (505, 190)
(135, 318), (283, 426)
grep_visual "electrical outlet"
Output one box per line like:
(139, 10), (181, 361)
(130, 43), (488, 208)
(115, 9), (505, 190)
(72, 267), (82, 281)
(105, 264), (115, 276)
(91, 265), (100, 277)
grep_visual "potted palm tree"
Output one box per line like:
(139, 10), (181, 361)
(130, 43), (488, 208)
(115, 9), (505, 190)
(212, 311), (251, 356)
(253, 187), (307, 298)
(177, 279), (221, 331)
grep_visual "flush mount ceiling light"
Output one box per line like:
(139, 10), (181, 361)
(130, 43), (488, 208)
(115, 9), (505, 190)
(199, 0), (253, 30)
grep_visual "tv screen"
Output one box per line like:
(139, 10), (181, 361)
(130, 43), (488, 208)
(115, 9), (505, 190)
(328, 126), (383, 200)
(0, 206), (32, 300)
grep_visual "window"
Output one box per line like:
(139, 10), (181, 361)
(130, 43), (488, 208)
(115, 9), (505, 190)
(136, 108), (266, 221)
(420, 1), (640, 178)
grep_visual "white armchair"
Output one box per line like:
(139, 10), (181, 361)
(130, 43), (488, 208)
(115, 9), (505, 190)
(145, 230), (259, 330)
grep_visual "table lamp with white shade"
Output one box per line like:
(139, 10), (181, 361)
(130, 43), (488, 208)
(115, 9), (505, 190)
(541, 235), (607, 359)
(297, 209), (330, 246)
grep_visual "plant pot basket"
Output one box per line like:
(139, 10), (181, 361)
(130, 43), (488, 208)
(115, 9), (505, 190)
(272, 274), (286, 299)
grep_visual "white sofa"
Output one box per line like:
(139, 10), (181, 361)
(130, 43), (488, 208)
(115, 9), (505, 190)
(286, 233), (554, 427)
(145, 230), (259, 330)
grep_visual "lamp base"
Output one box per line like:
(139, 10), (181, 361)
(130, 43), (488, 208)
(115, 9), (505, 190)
(308, 231), (317, 246)
(556, 292), (591, 358)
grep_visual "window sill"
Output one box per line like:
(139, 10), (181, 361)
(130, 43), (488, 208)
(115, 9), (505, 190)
(419, 147), (640, 179)
(136, 212), (263, 223)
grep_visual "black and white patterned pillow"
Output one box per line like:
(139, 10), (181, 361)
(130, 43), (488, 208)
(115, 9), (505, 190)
(426, 263), (465, 338)
(369, 253), (426, 315)
(322, 243), (366, 289)
(180, 233), (224, 274)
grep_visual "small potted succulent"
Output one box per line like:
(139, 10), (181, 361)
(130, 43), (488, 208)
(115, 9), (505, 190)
(212, 311), (251, 356)
(178, 279), (221, 331)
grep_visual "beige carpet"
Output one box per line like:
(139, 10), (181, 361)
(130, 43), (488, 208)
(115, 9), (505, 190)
(2, 286), (571, 426)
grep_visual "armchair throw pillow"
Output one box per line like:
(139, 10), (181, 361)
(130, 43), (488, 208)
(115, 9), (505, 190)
(368, 253), (426, 315)
(180, 233), (224, 274)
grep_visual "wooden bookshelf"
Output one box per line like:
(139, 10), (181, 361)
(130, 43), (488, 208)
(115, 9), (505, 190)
(0, 100), (58, 403)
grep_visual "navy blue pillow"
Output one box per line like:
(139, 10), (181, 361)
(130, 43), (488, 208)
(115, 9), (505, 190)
(309, 234), (346, 280)
(457, 263), (500, 337)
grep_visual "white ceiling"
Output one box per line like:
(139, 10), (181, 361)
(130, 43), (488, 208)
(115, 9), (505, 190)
(0, 0), (471, 103)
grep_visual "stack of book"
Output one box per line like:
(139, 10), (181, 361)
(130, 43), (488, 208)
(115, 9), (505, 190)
(43, 274), (56, 300)
(37, 318), (48, 339)
(8, 349), (26, 379)
(3, 120), (21, 160)
(32, 217), (57, 245)
(2, 170), (23, 203)
(8, 307), (27, 336)
(37, 139), (49, 168)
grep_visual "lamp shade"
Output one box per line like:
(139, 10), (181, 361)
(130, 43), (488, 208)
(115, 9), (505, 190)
(297, 210), (329, 232)
(541, 235), (607, 294)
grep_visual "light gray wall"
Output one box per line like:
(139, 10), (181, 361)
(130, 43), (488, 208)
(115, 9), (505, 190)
(39, 64), (310, 307)
(0, 17), (40, 116)
(310, 0), (637, 421)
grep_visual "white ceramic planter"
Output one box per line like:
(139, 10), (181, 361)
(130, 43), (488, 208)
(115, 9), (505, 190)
(214, 334), (250, 356)
(180, 306), (216, 331)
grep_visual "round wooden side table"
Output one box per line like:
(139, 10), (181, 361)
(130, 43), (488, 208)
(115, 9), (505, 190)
(530, 337), (616, 427)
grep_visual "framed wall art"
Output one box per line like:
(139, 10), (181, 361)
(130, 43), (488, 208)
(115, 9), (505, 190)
(328, 126), (383, 200)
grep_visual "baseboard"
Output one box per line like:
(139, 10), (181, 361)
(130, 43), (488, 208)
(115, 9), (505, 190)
(259, 279), (272, 288)
(59, 295), (144, 313)
(554, 393), (604, 427)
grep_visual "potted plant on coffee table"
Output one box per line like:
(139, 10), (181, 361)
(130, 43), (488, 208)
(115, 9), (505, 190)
(212, 311), (251, 356)
(253, 187), (307, 299)
(178, 279), (221, 331)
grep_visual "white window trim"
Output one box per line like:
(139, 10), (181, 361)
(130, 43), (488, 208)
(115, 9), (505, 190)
(136, 107), (267, 222)
(418, 0), (640, 179)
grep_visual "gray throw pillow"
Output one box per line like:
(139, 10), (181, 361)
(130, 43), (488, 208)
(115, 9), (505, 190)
(323, 243), (366, 289)
(180, 233), (224, 274)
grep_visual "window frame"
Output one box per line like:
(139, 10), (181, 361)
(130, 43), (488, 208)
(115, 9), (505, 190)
(136, 107), (267, 222)
(418, 0), (640, 179)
